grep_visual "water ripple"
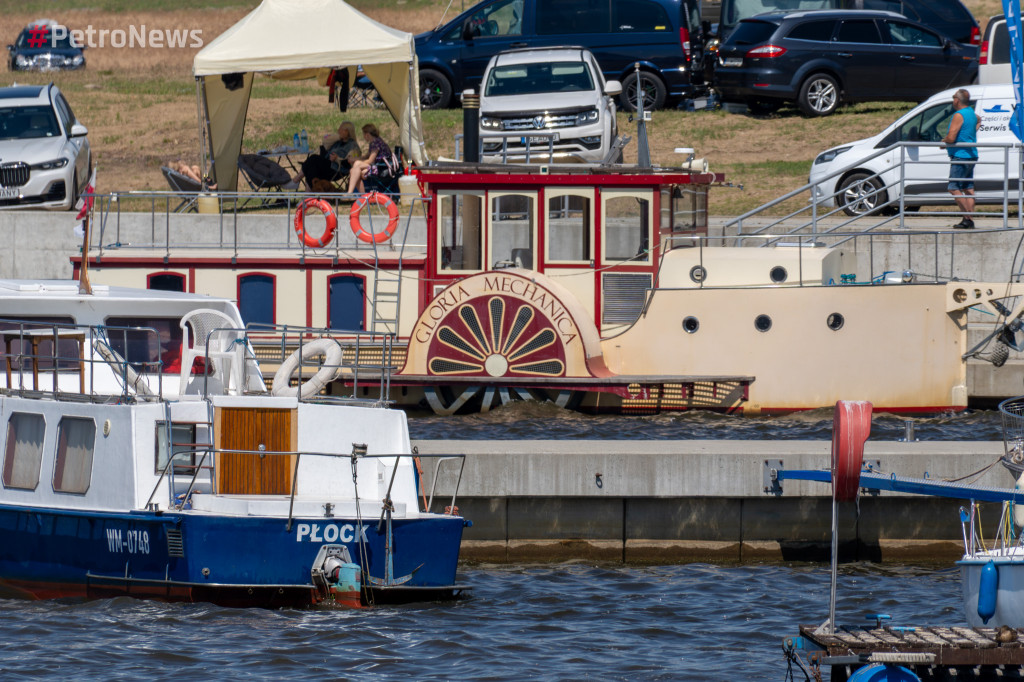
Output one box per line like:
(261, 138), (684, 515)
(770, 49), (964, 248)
(408, 402), (1003, 441)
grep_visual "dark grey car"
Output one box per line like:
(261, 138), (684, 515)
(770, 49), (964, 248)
(714, 10), (978, 116)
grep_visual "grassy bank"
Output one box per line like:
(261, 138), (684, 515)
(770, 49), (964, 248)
(0, 0), (1000, 216)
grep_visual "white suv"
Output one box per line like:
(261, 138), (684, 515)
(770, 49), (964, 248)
(0, 83), (91, 209)
(478, 47), (621, 164)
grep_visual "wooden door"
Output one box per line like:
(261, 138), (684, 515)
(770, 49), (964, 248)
(215, 407), (296, 494)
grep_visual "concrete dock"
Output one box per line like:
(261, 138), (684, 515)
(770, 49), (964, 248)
(415, 439), (1011, 563)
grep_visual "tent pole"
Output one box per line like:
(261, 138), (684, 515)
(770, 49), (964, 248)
(195, 77), (211, 190)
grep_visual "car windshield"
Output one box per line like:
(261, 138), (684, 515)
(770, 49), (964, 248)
(0, 106), (61, 140)
(485, 61), (595, 96)
(720, 0), (833, 33)
(15, 27), (78, 50)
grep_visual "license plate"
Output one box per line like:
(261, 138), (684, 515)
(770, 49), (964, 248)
(0, 188), (17, 199)
(721, 57), (743, 67)
(521, 136), (548, 146)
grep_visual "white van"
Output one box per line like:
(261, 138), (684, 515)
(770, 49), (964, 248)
(809, 83), (1019, 216)
(979, 15), (1010, 85)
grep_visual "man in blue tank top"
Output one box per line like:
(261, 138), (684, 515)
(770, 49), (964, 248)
(943, 88), (981, 229)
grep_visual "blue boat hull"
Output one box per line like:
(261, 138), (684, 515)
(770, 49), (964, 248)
(0, 504), (466, 607)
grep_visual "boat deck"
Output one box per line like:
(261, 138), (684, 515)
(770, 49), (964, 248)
(799, 623), (1024, 669)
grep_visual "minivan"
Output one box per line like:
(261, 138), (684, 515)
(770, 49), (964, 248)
(809, 83), (1018, 216)
(414, 0), (705, 111)
(716, 0), (979, 44)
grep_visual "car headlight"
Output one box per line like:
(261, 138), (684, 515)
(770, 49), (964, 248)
(480, 117), (502, 130)
(31, 158), (69, 170)
(72, 55), (84, 66)
(814, 146), (851, 165)
(15, 55), (30, 67)
(575, 109), (599, 126)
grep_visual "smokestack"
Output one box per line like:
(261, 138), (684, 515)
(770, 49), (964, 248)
(462, 89), (480, 163)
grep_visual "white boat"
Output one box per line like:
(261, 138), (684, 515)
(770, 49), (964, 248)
(0, 279), (468, 607)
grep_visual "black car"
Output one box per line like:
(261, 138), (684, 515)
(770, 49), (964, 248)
(714, 10), (978, 116)
(8, 20), (85, 72)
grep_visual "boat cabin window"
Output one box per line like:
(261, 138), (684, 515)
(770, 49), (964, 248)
(546, 191), (592, 263)
(603, 192), (652, 263)
(148, 272), (186, 292)
(52, 417), (95, 494)
(439, 192), (484, 272)
(104, 317), (183, 374)
(490, 193), (535, 269)
(661, 185), (707, 234)
(155, 422), (198, 475)
(0, 316), (78, 371)
(3, 412), (45, 491)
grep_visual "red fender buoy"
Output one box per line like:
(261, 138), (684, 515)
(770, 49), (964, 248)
(294, 197), (337, 248)
(831, 400), (873, 502)
(349, 191), (399, 244)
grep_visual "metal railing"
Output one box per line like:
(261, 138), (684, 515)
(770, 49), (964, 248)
(88, 189), (431, 262)
(724, 140), (1024, 240)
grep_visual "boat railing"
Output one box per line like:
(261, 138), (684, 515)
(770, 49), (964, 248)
(145, 445), (466, 530)
(663, 226), (1024, 286)
(455, 131), (564, 163)
(86, 189), (431, 261)
(999, 395), (1024, 472)
(0, 320), (168, 402)
(243, 323), (397, 405)
(722, 141), (1024, 241)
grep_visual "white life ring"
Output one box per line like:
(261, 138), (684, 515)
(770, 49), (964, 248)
(271, 338), (344, 399)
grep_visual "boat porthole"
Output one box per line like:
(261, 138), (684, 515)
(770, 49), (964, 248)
(682, 316), (699, 334)
(770, 265), (787, 283)
(827, 313), (844, 331)
(754, 314), (772, 332)
(689, 265), (707, 283)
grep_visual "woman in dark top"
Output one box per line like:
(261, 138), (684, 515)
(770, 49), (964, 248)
(291, 121), (361, 190)
(347, 123), (393, 194)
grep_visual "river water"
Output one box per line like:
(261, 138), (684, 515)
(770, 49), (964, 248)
(0, 407), (986, 679)
(0, 562), (963, 681)
(407, 401), (1005, 441)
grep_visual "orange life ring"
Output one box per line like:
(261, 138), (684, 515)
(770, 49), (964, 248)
(294, 197), (337, 248)
(349, 191), (399, 244)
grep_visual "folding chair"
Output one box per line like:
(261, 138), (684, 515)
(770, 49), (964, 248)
(237, 154), (291, 209)
(347, 73), (386, 109)
(363, 145), (404, 196)
(160, 166), (201, 213)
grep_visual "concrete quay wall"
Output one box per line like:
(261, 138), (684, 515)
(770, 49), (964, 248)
(415, 440), (1008, 564)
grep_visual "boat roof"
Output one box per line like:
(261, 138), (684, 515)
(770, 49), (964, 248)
(0, 279), (234, 305)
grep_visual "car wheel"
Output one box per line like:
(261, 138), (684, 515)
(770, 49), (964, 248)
(798, 74), (839, 116)
(746, 99), (782, 116)
(838, 171), (888, 216)
(419, 69), (453, 109)
(620, 72), (666, 112)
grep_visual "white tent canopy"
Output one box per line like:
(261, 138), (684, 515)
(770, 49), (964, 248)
(193, 0), (426, 191)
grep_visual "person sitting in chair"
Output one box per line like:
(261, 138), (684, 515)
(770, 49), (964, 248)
(290, 121), (361, 191)
(168, 160), (216, 189)
(347, 123), (393, 195)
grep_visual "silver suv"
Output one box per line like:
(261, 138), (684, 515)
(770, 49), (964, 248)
(478, 47), (621, 163)
(0, 83), (91, 209)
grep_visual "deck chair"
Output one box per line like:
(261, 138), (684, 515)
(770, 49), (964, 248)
(160, 166), (201, 213)
(237, 154), (291, 209)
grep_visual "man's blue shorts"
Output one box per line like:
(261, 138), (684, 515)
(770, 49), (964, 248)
(948, 161), (975, 192)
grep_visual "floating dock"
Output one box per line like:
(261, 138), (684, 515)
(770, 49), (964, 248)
(790, 624), (1024, 680)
